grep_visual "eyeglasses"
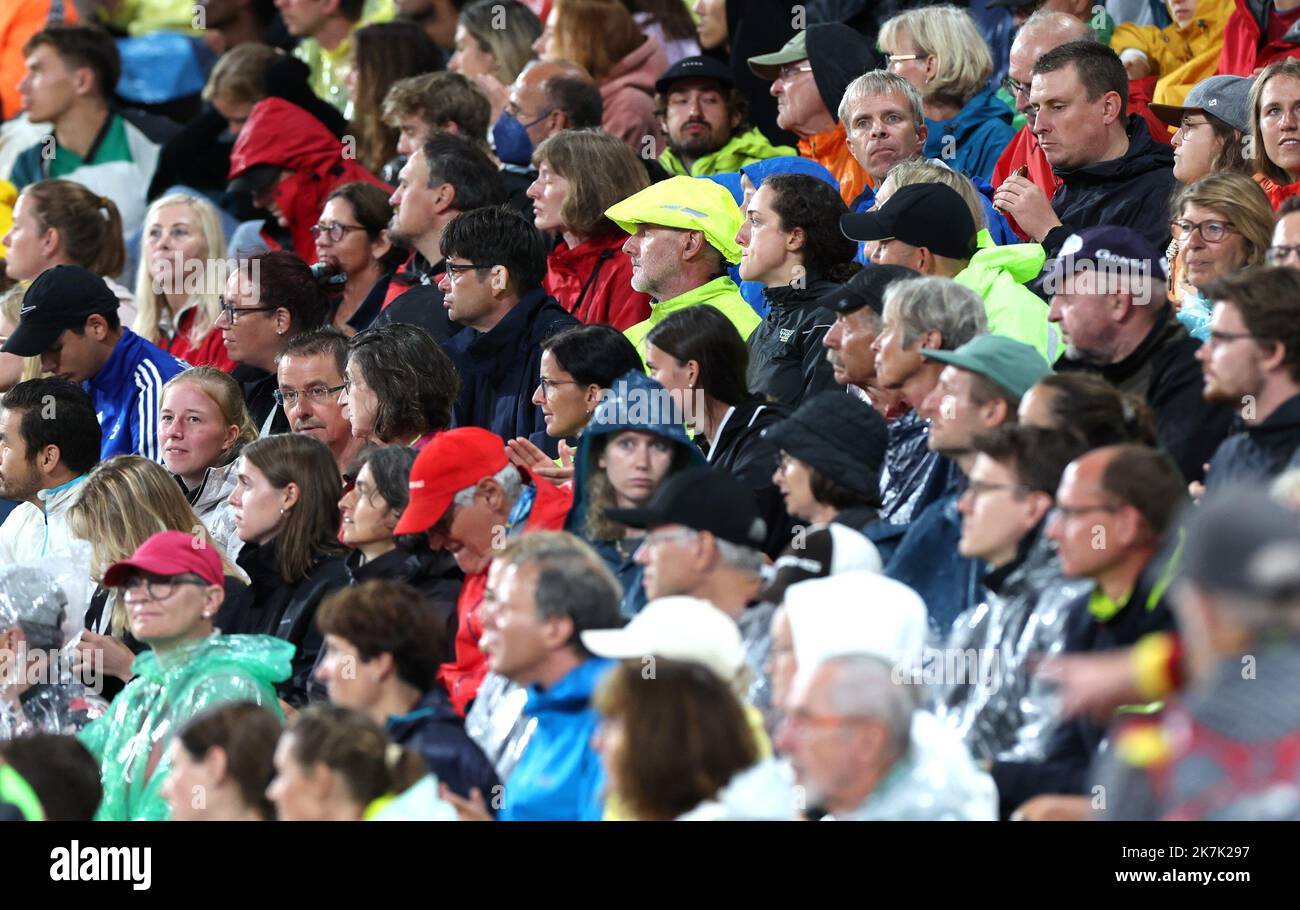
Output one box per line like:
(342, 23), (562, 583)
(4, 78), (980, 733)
(274, 383), (346, 407)
(886, 54), (925, 66)
(119, 574), (209, 601)
(1170, 218), (1239, 244)
(1266, 244), (1300, 265)
(1206, 329), (1256, 349)
(309, 222), (369, 243)
(537, 377), (580, 400)
(964, 479), (1030, 499)
(1048, 502), (1122, 522)
(218, 296), (278, 325)
(1177, 116), (1209, 138)
(776, 62), (814, 82)
(444, 261), (495, 278)
(1001, 76), (1030, 99)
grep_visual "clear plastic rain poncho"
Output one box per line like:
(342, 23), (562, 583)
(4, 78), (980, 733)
(78, 633), (292, 820)
(0, 560), (104, 740)
(932, 530), (1092, 763)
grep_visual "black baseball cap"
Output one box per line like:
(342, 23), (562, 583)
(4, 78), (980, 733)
(228, 163), (282, 196)
(606, 465), (767, 549)
(655, 55), (734, 95)
(2, 265), (119, 357)
(840, 182), (978, 260)
(1182, 489), (1300, 603)
(818, 264), (919, 315)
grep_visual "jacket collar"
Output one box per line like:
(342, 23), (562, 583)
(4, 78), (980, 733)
(653, 274), (741, 314)
(1079, 305), (1183, 384)
(1248, 392), (1300, 435)
(1055, 114), (1173, 185)
(37, 473), (89, 514)
(86, 328), (142, 392)
(386, 686), (459, 737)
(464, 286), (549, 360)
(524, 657), (613, 713)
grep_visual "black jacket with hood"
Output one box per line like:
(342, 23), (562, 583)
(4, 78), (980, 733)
(345, 546), (463, 662)
(226, 540), (350, 707)
(747, 277), (842, 409)
(386, 687), (500, 806)
(1205, 393), (1300, 492)
(1041, 115), (1178, 258)
(700, 395), (796, 556)
(1055, 305), (1232, 483)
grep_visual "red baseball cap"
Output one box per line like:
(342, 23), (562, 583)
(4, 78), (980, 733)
(102, 530), (225, 588)
(393, 427), (510, 536)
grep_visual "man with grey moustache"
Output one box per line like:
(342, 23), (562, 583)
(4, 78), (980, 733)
(275, 327), (364, 477)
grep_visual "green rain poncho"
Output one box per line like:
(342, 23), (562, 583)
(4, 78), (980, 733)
(79, 634), (291, 821)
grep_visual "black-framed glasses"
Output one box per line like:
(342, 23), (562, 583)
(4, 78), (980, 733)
(537, 377), (580, 400)
(1266, 244), (1300, 265)
(1001, 76), (1030, 100)
(1206, 329), (1256, 349)
(120, 574), (210, 601)
(444, 261), (496, 278)
(274, 383), (347, 407)
(1170, 218), (1239, 244)
(218, 296), (278, 325)
(309, 222), (370, 243)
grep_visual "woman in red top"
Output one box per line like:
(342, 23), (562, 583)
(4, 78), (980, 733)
(134, 193), (235, 371)
(527, 129), (653, 330)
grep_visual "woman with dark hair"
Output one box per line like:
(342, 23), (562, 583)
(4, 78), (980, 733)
(340, 323), (460, 448)
(1018, 373), (1159, 449)
(566, 370), (703, 616)
(267, 704), (452, 821)
(528, 129), (652, 328)
(645, 305), (794, 556)
(162, 702), (283, 821)
(593, 658), (763, 820)
(227, 434), (351, 707)
(313, 183), (409, 334)
(346, 20), (443, 179)
(338, 445), (461, 640)
(505, 323), (645, 483)
(737, 173), (857, 408)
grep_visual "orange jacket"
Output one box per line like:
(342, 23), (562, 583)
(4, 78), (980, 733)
(0, 0), (78, 121)
(798, 123), (872, 207)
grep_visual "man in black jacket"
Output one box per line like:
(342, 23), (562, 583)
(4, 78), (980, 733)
(1046, 225), (1231, 483)
(440, 207), (578, 456)
(992, 39), (1176, 257)
(1199, 267), (1300, 491)
(992, 443), (1183, 819)
(376, 132), (506, 340)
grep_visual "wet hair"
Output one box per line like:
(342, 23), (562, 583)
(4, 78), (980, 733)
(350, 20), (442, 173)
(317, 580), (447, 693)
(324, 182), (409, 272)
(347, 323), (459, 442)
(593, 658), (758, 820)
(177, 702), (283, 821)
(0, 735), (102, 821)
(541, 324), (643, 388)
(239, 434), (346, 583)
(0, 378), (100, 474)
(1030, 373), (1158, 448)
(760, 174), (858, 283)
(440, 205), (549, 291)
(645, 305), (751, 407)
(284, 705), (427, 808)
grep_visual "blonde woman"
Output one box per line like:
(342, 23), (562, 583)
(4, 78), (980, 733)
(1168, 173), (1274, 341)
(159, 367), (258, 557)
(0, 284), (39, 392)
(878, 6), (1015, 182)
(135, 193), (235, 371)
(67, 455), (251, 702)
(449, 0), (542, 121)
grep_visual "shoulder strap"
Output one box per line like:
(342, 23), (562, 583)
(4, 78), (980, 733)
(573, 249), (617, 316)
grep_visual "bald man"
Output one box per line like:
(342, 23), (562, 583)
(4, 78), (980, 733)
(990, 443), (1183, 819)
(991, 10), (1093, 240)
(503, 59), (601, 157)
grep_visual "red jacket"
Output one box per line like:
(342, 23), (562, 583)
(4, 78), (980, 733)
(438, 470), (575, 716)
(1219, 0), (1300, 75)
(543, 232), (651, 330)
(229, 98), (392, 263)
(992, 125), (1060, 241)
(1128, 75), (1174, 148)
(168, 306), (235, 372)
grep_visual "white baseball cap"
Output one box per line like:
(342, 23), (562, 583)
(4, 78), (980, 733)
(580, 596), (746, 682)
(783, 571), (927, 675)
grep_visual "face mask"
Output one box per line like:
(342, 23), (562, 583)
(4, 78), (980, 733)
(493, 109), (548, 166)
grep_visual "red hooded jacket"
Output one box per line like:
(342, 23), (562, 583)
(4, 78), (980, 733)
(438, 470), (575, 716)
(1219, 0), (1300, 75)
(228, 98), (392, 263)
(543, 232), (651, 330)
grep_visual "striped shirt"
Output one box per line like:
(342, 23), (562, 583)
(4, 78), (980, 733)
(87, 328), (185, 462)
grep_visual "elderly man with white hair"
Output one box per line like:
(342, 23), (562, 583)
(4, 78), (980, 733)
(773, 570), (997, 820)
